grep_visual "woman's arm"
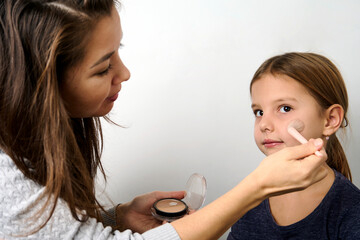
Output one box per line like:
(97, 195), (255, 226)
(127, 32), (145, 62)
(171, 138), (327, 240)
(0, 138), (324, 240)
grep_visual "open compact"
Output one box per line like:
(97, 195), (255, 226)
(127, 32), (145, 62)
(151, 173), (207, 222)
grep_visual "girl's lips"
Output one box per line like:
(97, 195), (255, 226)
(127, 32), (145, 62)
(263, 139), (284, 148)
(107, 92), (119, 102)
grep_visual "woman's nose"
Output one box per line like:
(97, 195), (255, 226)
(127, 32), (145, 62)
(112, 54), (130, 85)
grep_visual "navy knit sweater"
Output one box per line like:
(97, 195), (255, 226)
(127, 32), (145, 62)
(228, 170), (360, 240)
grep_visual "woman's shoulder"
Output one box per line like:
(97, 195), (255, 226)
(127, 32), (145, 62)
(0, 149), (20, 179)
(0, 149), (43, 204)
(0, 150), (28, 182)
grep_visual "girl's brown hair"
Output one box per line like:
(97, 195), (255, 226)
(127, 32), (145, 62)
(0, 0), (117, 232)
(250, 52), (351, 181)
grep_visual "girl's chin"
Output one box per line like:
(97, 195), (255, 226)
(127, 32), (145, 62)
(261, 147), (284, 156)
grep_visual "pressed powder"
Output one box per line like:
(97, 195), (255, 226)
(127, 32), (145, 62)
(153, 198), (188, 218)
(151, 173), (207, 222)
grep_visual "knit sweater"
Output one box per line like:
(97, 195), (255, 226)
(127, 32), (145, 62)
(227, 170), (360, 239)
(0, 150), (181, 240)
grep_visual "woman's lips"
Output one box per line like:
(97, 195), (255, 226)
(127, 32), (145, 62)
(263, 139), (284, 148)
(107, 92), (119, 102)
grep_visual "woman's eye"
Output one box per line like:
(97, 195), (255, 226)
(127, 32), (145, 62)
(253, 109), (263, 117)
(279, 106), (292, 113)
(96, 64), (112, 76)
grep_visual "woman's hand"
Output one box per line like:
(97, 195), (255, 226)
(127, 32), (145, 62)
(171, 138), (328, 240)
(115, 190), (185, 233)
(250, 138), (328, 198)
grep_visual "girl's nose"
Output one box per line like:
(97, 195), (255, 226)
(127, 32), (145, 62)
(112, 54), (130, 85)
(259, 115), (274, 133)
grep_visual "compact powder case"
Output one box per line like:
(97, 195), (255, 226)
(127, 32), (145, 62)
(153, 198), (188, 219)
(151, 173), (207, 222)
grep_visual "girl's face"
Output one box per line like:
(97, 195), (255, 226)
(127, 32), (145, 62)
(251, 74), (326, 156)
(61, 7), (130, 118)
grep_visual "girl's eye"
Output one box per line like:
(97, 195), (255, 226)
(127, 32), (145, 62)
(96, 64), (112, 76)
(253, 109), (263, 117)
(279, 105), (292, 113)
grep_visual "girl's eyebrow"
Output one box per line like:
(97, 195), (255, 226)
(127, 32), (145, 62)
(251, 97), (298, 109)
(251, 103), (260, 109)
(90, 51), (115, 69)
(273, 97), (299, 103)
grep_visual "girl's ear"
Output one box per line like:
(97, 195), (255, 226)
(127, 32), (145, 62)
(322, 104), (344, 136)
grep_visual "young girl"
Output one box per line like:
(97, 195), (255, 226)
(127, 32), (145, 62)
(0, 1), (328, 239)
(228, 52), (360, 239)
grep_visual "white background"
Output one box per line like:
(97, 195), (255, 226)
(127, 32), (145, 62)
(97, 1), (360, 239)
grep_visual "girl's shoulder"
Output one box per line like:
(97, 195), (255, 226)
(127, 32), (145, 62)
(333, 170), (360, 194)
(328, 170), (360, 210)
(331, 171), (360, 238)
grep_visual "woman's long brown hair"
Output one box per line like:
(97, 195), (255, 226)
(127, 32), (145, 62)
(250, 52), (351, 181)
(0, 0), (117, 233)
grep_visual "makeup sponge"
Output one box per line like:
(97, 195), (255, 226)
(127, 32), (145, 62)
(287, 119), (322, 156)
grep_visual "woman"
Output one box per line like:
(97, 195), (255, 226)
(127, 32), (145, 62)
(0, 1), (327, 239)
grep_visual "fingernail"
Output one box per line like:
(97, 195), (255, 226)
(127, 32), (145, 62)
(314, 139), (323, 147)
(315, 151), (323, 157)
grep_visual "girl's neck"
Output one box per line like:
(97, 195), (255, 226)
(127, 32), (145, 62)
(268, 164), (335, 226)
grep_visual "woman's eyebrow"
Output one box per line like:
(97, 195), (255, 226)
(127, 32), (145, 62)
(90, 51), (115, 69)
